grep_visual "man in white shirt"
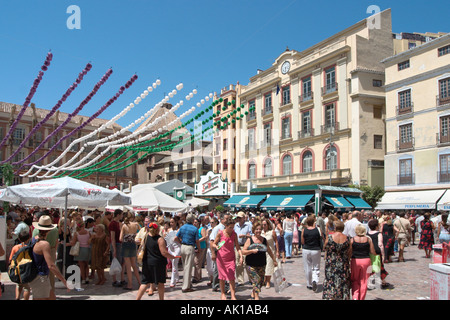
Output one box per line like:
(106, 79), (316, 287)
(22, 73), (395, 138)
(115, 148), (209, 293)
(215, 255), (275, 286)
(343, 211), (363, 238)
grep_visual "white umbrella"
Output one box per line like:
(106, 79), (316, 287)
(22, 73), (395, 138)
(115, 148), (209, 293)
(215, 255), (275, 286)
(184, 196), (210, 207)
(129, 186), (188, 213)
(3, 176), (131, 208)
(2, 176), (131, 276)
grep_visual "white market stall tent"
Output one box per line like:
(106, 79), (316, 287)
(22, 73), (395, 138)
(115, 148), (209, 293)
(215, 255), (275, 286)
(128, 186), (188, 213)
(184, 196), (210, 208)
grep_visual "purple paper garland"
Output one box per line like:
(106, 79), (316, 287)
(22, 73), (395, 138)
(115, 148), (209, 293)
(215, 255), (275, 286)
(13, 68), (113, 167)
(2, 62), (93, 164)
(16, 74), (137, 173)
(0, 52), (53, 150)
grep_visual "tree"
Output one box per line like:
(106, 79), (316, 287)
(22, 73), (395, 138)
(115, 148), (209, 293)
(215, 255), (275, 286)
(350, 184), (385, 209)
(0, 163), (14, 211)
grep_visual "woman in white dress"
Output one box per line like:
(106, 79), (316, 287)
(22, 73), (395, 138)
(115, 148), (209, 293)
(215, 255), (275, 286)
(261, 218), (278, 288)
(166, 216), (181, 287)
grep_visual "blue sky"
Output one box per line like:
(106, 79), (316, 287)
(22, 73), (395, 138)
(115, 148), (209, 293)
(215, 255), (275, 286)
(0, 0), (448, 133)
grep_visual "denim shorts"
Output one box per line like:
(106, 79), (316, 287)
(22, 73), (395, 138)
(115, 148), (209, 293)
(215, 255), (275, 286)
(121, 242), (137, 258)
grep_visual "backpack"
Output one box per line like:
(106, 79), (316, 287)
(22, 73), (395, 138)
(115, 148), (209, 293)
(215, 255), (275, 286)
(8, 241), (39, 284)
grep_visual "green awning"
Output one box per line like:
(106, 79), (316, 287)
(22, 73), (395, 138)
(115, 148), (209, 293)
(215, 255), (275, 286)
(260, 194), (314, 211)
(224, 195), (266, 208)
(324, 195), (353, 208)
(345, 195), (372, 209)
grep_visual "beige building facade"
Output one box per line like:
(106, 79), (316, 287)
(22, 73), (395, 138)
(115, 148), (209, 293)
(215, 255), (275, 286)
(212, 84), (242, 190)
(382, 33), (450, 193)
(235, 9), (393, 191)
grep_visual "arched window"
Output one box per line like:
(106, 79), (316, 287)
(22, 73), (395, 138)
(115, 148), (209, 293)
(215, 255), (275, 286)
(264, 158), (272, 177)
(325, 145), (337, 170)
(248, 161), (256, 179)
(302, 151), (313, 173)
(282, 154), (292, 175)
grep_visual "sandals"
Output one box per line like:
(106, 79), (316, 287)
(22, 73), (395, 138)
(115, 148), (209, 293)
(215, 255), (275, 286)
(381, 283), (390, 289)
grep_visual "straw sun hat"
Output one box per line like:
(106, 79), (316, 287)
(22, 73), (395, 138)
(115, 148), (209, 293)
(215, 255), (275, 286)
(32, 215), (57, 231)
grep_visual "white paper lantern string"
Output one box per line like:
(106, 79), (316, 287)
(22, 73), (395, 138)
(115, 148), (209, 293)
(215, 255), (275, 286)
(38, 86), (201, 176)
(61, 90), (209, 174)
(21, 80), (165, 178)
(27, 86), (211, 177)
(37, 85), (185, 177)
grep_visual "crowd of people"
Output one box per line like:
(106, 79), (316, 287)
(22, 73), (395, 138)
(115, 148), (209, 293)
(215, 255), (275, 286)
(1, 204), (449, 300)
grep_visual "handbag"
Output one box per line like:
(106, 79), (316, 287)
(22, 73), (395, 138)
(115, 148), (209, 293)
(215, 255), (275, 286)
(370, 253), (381, 273)
(69, 241), (80, 256)
(137, 233), (148, 265)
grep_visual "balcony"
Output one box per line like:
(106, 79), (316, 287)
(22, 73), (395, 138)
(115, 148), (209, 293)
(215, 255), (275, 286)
(245, 143), (257, 152)
(299, 91), (313, 103)
(261, 139), (273, 148)
(436, 132), (450, 146)
(396, 138), (415, 151)
(321, 122), (340, 135)
(322, 82), (338, 96)
(280, 132), (292, 141)
(398, 173), (415, 185)
(298, 128), (315, 139)
(437, 95), (450, 109)
(263, 106), (273, 116)
(438, 171), (450, 183)
(396, 102), (414, 116)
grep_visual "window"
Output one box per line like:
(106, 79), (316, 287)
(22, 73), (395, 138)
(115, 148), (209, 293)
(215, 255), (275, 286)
(439, 116), (450, 144)
(324, 67), (336, 93)
(374, 135), (383, 149)
(263, 123), (271, 146)
(325, 146), (337, 170)
(408, 42), (416, 50)
(399, 123), (413, 150)
(373, 105), (382, 119)
(263, 158), (272, 177)
(398, 89), (412, 114)
(302, 77), (312, 101)
(324, 103), (336, 133)
(439, 154), (450, 182)
(281, 116), (291, 139)
(248, 100), (256, 120)
(399, 158), (413, 184)
(248, 161), (256, 179)
(13, 128), (25, 146)
(13, 151), (25, 163)
(302, 110), (312, 137)
(223, 138), (227, 150)
(223, 159), (228, 170)
(438, 77), (450, 105)
(282, 85), (291, 105)
(373, 79), (382, 87)
(438, 45), (450, 57)
(398, 60), (410, 71)
(187, 172), (193, 181)
(302, 151), (313, 173)
(248, 128), (255, 150)
(264, 93), (272, 114)
(282, 155), (292, 175)
(177, 173), (183, 181)
(169, 174), (174, 180)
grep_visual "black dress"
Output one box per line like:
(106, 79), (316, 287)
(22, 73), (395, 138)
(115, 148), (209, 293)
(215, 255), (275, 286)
(141, 235), (167, 285)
